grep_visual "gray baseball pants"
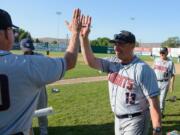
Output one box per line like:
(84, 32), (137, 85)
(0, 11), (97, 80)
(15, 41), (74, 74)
(115, 110), (150, 135)
(158, 81), (169, 114)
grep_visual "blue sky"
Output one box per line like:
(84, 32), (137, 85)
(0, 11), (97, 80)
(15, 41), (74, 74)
(1, 0), (180, 42)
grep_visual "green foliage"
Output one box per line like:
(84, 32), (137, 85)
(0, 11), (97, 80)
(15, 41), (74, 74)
(35, 38), (41, 43)
(161, 37), (180, 48)
(90, 37), (112, 47)
(52, 40), (58, 44)
(14, 28), (32, 43)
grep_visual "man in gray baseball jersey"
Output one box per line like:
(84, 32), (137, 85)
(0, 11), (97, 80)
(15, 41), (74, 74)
(154, 47), (176, 118)
(79, 15), (162, 135)
(20, 38), (48, 135)
(0, 8), (82, 135)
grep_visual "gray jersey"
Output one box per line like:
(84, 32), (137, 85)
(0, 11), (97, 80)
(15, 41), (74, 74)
(154, 57), (175, 80)
(0, 51), (66, 135)
(154, 57), (176, 114)
(100, 56), (159, 115)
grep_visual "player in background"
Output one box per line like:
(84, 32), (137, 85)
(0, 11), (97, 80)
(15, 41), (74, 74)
(20, 38), (48, 135)
(153, 47), (176, 118)
(0, 8), (83, 135)
(79, 15), (162, 135)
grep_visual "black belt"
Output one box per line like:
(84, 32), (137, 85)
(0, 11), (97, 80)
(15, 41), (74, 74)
(116, 112), (142, 119)
(12, 132), (24, 135)
(158, 79), (168, 82)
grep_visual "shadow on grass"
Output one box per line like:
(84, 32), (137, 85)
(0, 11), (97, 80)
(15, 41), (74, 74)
(162, 120), (180, 132)
(33, 121), (180, 135)
(164, 113), (180, 117)
(33, 123), (114, 135)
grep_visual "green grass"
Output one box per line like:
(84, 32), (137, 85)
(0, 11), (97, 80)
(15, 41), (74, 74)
(64, 61), (106, 79)
(32, 75), (180, 135)
(33, 81), (114, 135)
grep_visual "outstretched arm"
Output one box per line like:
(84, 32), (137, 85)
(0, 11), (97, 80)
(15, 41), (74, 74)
(79, 15), (102, 70)
(64, 8), (82, 70)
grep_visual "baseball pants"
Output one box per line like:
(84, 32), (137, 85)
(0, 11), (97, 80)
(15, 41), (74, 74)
(115, 110), (150, 135)
(158, 81), (169, 113)
(36, 88), (48, 135)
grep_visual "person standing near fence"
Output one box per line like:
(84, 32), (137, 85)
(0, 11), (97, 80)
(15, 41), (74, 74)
(79, 15), (162, 135)
(153, 47), (176, 118)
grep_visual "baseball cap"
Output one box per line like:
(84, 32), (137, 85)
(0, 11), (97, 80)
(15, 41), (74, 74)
(160, 47), (168, 53)
(109, 30), (136, 44)
(20, 38), (35, 51)
(0, 9), (18, 30)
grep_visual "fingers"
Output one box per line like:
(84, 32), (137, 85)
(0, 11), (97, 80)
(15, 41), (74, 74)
(82, 15), (86, 25)
(73, 8), (81, 20)
(82, 15), (92, 27)
(87, 16), (92, 27)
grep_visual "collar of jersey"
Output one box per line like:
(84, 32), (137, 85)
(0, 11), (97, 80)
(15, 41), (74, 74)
(121, 56), (139, 69)
(0, 50), (11, 56)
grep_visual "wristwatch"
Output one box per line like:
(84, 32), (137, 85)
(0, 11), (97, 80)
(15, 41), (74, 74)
(153, 127), (162, 133)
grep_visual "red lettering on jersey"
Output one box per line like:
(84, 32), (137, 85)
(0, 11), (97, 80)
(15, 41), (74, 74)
(154, 65), (167, 72)
(126, 80), (134, 90)
(108, 72), (118, 82)
(108, 73), (134, 90)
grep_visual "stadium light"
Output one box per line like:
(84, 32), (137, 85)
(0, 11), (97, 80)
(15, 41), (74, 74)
(56, 11), (62, 45)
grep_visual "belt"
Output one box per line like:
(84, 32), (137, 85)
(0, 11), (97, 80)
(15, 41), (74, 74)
(116, 112), (142, 119)
(158, 79), (168, 82)
(12, 132), (24, 135)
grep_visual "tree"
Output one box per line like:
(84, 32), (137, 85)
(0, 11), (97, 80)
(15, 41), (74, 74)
(52, 40), (58, 44)
(14, 28), (32, 43)
(161, 37), (180, 48)
(35, 38), (41, 43)
(90, 37), (112, 47)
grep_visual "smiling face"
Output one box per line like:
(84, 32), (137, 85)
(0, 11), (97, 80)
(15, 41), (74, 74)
(113, 42), (135, 63)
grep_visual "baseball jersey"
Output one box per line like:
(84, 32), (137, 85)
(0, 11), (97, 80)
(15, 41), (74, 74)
(0, 50), (66, 135)
(100, 56), (159, 115)
(154, 57), (175, 81)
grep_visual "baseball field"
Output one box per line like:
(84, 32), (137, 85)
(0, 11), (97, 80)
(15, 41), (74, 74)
(12, 51), (180, 134)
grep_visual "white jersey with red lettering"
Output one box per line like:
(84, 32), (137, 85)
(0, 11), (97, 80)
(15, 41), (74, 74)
(154, 57), (175, 81)
(154, 57), (175, 114)
(100, 55), (159, 115)
(0, 50), (66, 135)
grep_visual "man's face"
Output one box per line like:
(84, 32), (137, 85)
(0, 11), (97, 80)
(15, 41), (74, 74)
(160, 51), (168, 59)
(113, 42), (134, 60)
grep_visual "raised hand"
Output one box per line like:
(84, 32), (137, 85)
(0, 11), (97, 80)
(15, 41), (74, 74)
(65, 8), (83, 34)
(80, 15), (92, 38)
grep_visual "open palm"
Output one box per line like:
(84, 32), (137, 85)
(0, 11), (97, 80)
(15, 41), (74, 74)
(80, 15), (91, 38)
(65, 9), (82, 34)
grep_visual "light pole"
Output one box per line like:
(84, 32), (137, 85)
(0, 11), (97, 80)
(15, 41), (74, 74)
(56, 11), (62, 45)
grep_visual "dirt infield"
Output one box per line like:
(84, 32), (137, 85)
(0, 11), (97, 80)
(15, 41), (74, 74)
(49, 63), (180, 86)
(49, 76), (107, 86)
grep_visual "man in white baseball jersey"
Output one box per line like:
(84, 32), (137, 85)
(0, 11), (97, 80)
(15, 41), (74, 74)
(0, 8), (82, 135)
(79, 15), (162, 135)
(20, 38), (48, 135)
(154, 47), (175, 118)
